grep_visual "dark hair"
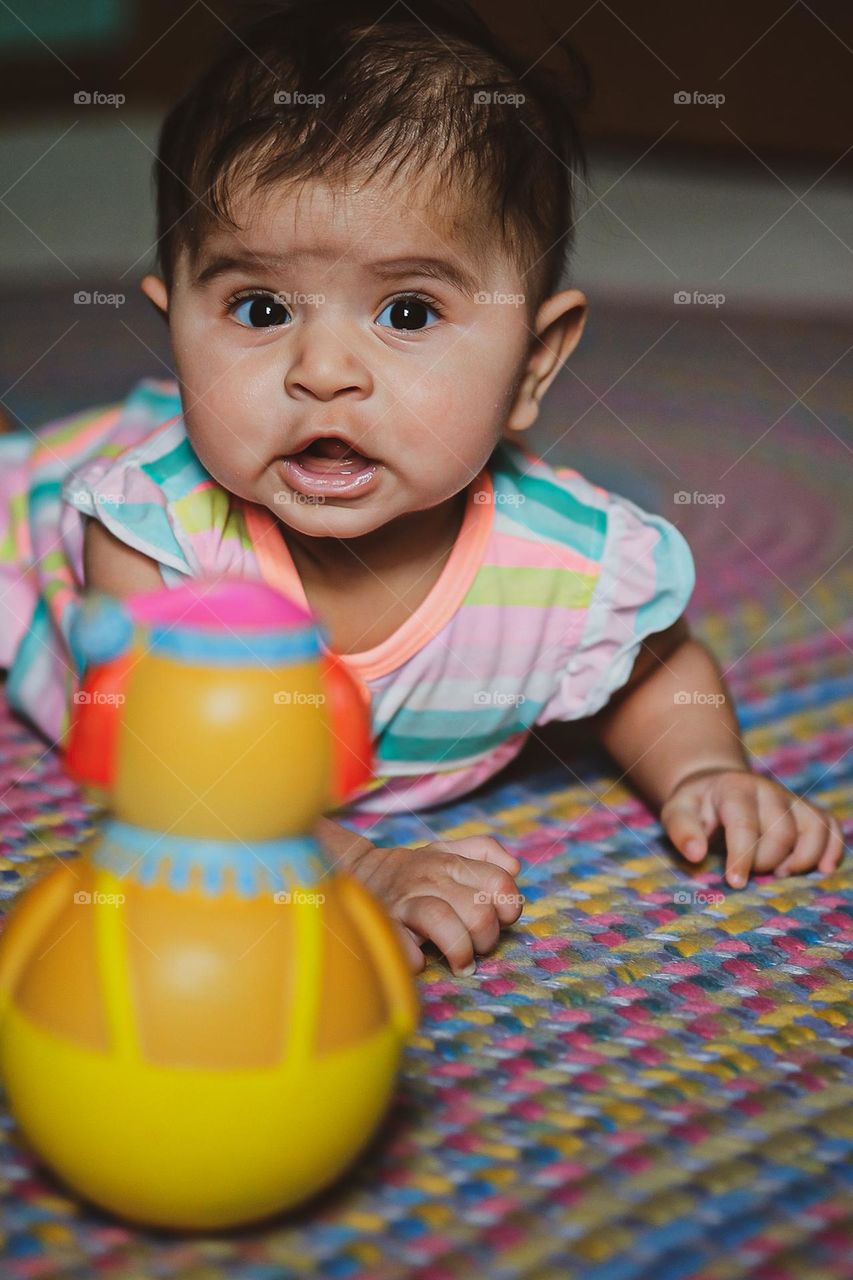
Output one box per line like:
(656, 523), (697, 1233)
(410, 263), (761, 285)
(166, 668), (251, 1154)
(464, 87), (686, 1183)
(154, 0), (592, 312)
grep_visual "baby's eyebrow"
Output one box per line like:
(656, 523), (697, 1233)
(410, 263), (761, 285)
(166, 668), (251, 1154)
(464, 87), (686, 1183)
(370, 257), (479, 298)
(193, 250), (479, 297)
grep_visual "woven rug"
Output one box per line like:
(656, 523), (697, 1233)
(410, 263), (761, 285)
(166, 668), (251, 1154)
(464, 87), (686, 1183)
(1, 298), (850, 1278)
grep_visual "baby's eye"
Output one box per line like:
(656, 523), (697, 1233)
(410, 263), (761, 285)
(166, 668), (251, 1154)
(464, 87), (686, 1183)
(229, 292), (291, 329)
(376, 294), (443, 332)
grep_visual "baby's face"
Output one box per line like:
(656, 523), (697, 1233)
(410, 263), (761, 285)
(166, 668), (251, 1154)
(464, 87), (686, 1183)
(163, 172), (535, 539)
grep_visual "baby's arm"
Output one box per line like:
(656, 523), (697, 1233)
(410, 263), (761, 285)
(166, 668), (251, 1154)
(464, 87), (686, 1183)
(588, 616), (845, 887)
(83, 518), (164, 594)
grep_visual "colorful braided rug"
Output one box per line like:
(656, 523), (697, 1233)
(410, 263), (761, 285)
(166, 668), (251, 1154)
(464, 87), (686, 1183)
(1, 296), (851, 1277)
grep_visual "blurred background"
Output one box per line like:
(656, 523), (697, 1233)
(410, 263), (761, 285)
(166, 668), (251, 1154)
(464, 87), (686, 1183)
(0, 0), (851, 567)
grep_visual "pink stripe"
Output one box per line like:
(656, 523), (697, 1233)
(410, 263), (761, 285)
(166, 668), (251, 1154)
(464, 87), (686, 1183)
(368, 603), (587, 685)
(489, 528), (599, 575)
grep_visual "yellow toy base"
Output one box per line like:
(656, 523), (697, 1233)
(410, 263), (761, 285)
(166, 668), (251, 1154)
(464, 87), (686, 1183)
(0, 1000), (405, 1230)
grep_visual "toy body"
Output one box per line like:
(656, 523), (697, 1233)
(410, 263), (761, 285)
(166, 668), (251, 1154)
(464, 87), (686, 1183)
(0, 581), (418, 1229)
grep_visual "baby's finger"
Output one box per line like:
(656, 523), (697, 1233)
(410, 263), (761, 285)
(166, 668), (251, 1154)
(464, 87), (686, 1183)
(752, 786), (798, 873)
(394, 922), (426, 974)
(718, 787), (760, 888)
(452, 889), (503, 957)
(403, 895), (476, 977)
(773, 798), (841, 878)
(818, 812), (845, 874)
(438, 835), (520, 875)
(451, 859), (524, 926)
(485, 885), (525, 927)
(460, 875), (526, 949)
(662, 788), (708, 861)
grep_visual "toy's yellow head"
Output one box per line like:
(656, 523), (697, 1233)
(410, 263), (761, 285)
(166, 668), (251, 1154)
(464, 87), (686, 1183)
(66, 579), (372, 839)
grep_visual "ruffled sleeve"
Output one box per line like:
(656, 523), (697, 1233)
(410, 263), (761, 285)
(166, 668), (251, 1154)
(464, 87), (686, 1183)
(537, 491), (696, 723)
(3, 390), (195, 747)
(61, 419), (197, 577)
(59, 415), (253, 590)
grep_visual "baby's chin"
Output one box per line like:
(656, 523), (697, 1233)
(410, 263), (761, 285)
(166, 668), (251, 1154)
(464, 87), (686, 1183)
(269, 497), (399, 541)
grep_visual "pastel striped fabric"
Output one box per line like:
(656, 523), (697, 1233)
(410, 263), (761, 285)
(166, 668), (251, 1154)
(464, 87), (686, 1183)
(0, 378), (695, 815)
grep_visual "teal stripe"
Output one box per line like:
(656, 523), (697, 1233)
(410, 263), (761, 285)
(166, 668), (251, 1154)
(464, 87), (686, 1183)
(28, 479), (63, 506)
(635, 519), (695, 636)
(101, 500), (189, 567)
(127, 380), (182, 414)
(141, 436), (210, 500)
(6, 596), (51, 711)
(376, 703), (541, 764)
(493, 443), (607, 556)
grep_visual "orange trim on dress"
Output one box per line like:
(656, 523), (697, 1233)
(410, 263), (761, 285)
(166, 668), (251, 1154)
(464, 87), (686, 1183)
(241, 467), (494, 682)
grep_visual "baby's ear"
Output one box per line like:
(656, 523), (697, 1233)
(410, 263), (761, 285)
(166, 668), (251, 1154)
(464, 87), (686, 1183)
(140, 274), (169, 318)
(503, 289), (588, 436)
(503, 372), (541, 436)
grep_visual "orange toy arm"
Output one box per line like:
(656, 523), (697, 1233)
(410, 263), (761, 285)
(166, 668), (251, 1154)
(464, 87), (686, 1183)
(321, 652), (374, 806)
(63, 652), (132, 794)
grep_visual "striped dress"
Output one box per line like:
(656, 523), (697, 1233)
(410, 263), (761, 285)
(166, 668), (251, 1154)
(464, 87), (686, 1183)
(0, 378), (695, 815)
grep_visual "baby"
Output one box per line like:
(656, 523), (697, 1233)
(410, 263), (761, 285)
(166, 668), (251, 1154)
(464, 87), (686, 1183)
(0, 0), (843, 976)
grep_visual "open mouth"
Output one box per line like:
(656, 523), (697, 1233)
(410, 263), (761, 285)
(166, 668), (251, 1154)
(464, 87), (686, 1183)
(290, 437), (373, 474)
(280, 436), (379, 497)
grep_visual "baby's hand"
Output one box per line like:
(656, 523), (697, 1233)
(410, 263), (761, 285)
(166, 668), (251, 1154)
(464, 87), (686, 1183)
(351, 836), (523, 976)
(661, 766), (845, 888)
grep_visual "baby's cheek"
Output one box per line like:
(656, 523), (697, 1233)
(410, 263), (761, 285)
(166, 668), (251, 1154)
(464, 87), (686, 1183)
(182, 411), (255, 500)
(403, 377), (491, 457)
(403, 374), (454, 424)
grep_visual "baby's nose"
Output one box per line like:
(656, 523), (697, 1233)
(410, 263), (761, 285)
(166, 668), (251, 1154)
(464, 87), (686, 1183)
(284, 321), (371, 401)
